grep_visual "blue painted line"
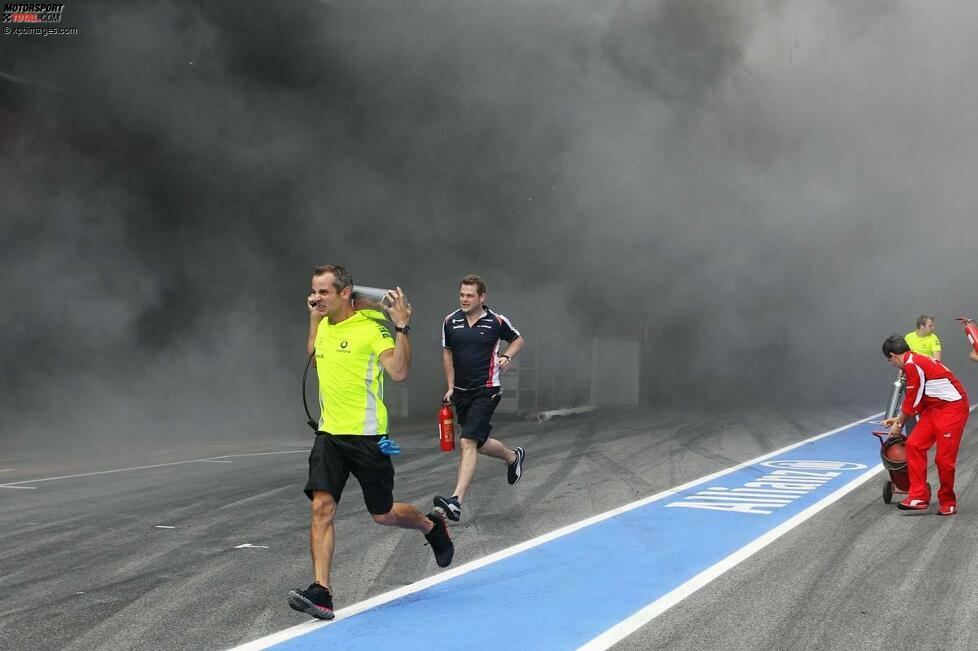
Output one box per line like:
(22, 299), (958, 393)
(269, 419), (883, 650)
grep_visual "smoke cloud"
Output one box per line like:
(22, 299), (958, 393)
(2, 0), (977, 455)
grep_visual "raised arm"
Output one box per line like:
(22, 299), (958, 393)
(307, 293), (325, 357)
(378, 287), (412, 382)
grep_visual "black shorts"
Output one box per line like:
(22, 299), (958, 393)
(452, 386), (502, 448)
(304, 432), (395, 515)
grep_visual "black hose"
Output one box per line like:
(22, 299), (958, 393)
(302, 351), (318, 431)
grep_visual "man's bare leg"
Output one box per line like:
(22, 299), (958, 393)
(452, 437), (481, 502)
(452, 437), (516, 502)
(374, 501), (454, 568)
(371, 502), (435, 533)
(479, 437), (517, 464)
(310, 491), (337, 588)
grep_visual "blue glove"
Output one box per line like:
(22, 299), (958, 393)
(378, 436), (401, 456)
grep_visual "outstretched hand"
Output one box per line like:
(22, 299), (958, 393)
(378, 436), (401, 456)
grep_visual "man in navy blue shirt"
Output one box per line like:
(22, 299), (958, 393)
(433, 275), (526, 522)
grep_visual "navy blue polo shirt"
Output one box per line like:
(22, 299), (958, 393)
(442, 307), (521, 390)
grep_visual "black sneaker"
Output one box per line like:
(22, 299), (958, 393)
(424, 510), (455, 568)
(507, 447), (525, 485)
(433, 495), (462, 522)
(287, 582), (335, 620)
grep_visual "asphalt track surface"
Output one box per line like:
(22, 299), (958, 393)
(2, 406), (977, 650)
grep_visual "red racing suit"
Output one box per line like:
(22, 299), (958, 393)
(899, 352), (970, 506)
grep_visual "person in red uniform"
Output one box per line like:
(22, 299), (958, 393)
(881, 335), (970, 514)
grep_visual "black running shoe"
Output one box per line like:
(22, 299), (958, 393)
(288, 582), (335, 620)
(425, 510), (455, 568)
(507, 447), (525, 485)
(433, 495), (462, 522)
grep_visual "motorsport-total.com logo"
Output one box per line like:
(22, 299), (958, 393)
(2, 3), (64, 23)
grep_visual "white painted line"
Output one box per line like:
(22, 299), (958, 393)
(234, 543), (269, 549)
(577, 462), (884, 650)
(195, 459), (234, 464)
(0, 484), (37, 490)
(154, 525), (176, 529)
(0, 468), (14, 473)
(234, 620), (324, 649)
(231, 412), (884, 651)
(211, 450), (309, 460)
(0, 449), (307, 487)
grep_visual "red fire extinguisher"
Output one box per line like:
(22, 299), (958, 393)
(439, 401), (455, 452)
(957, 317), (978, 355)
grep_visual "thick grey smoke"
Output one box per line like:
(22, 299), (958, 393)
(2, 0), (977, 455)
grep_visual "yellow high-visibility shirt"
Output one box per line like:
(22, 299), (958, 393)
(904, 330), (941, 358)
(315, 311), (395, 435)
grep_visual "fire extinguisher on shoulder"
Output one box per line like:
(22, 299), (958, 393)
(438, 401), (455, 452)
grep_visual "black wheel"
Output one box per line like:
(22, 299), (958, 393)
(883, 480), (893, 504)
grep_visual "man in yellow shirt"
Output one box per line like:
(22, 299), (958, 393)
(887, 315), (941, 430)
(905, 315), (942, 361)
(288, 264), (453, 621)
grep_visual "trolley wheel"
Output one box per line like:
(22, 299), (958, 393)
(882, 480), (893, 504)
